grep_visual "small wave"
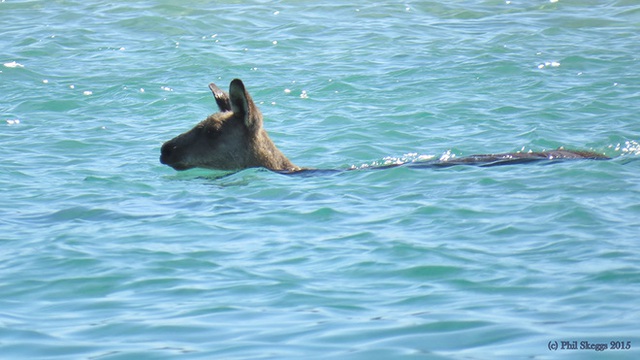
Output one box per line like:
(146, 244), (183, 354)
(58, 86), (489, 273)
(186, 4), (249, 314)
(608, 140), (640, 157)
(3, 61), (24, 68)
(350, 153), (436, 170)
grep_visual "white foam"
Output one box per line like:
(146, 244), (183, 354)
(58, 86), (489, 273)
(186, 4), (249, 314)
(4, 61), (24, 68)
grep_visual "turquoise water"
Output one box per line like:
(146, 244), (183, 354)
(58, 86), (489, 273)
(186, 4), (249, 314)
(2, 0), (640, 359)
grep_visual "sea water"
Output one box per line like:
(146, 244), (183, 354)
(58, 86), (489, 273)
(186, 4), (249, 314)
(1, 1), (640, 359)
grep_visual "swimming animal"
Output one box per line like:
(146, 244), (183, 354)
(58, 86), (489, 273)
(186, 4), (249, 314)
(160, 79), (609, 172)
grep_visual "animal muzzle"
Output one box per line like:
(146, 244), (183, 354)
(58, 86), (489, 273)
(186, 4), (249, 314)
(159, 141), (190, 170)
(159, 141), (175, 165)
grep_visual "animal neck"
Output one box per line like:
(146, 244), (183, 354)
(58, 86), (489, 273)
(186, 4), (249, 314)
(249, 131), (299, 171)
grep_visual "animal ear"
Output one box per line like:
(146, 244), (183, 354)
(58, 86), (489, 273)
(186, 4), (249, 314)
(209, 82), (231, 112)
(229, 78), (262, 133)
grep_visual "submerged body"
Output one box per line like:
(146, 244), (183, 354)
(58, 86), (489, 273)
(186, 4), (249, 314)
(160, 79), (608, 173)
(423, 149), (608, 167)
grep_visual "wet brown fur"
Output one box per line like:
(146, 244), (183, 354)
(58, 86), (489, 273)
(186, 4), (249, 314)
(160, 79), (299, 172)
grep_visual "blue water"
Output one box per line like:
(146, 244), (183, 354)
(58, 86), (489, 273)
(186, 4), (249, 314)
(2, 1), (640, 359)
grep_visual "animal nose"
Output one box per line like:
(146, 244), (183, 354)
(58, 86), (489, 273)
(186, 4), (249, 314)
(160, 142), (174, 164)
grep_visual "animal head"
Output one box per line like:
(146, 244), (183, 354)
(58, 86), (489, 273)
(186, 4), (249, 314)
(160, 79), (298, 172)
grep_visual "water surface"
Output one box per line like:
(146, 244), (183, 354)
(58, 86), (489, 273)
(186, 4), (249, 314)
(2, 1), (640, 359)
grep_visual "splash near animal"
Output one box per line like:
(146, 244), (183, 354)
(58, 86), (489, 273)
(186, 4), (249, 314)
(160, 79), (609, 173)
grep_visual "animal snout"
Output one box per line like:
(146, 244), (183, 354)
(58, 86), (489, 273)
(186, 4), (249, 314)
(160, 142), (175, 165)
